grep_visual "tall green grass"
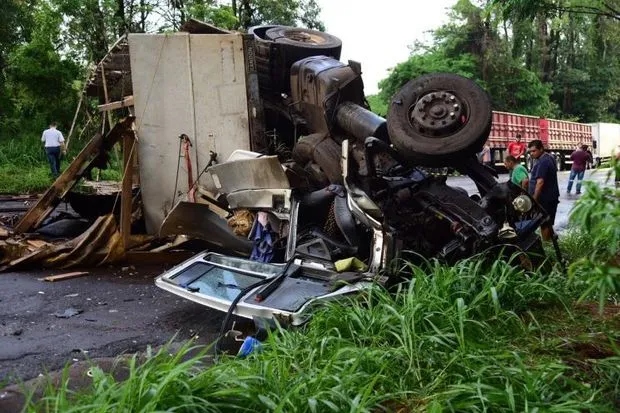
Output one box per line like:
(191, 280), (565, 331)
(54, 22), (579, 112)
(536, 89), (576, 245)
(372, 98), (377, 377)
(27, 257), (619, 412)
(0, 131), (123, 194)
(567, 160), (620, 312)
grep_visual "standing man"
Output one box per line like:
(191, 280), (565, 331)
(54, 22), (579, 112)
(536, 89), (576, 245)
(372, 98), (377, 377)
(566, 145), (592, 195)
(503, 155), (529, 189)
(41, 121), (65, 177)
(527, 140), (559, 241)
(507, 133), (526, 164)
(478, 143), (493, 168)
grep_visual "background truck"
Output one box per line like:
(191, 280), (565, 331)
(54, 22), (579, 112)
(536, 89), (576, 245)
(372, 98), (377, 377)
(589, 122), (620, 166)
(487, 111), (594, 171)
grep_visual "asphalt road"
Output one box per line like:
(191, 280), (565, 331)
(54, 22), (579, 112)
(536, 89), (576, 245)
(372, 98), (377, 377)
(447, 168), (615, 232)
(0, 264), (225, 386)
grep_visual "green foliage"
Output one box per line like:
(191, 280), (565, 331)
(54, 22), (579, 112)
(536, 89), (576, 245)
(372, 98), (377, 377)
(28, 257), (620, 411)
(376, 0), (619, 122)
(568, 161), (620, 311)
(235, 0), (325, 30)
(366, 94), (388, 117)
(0, 164), (55, 194)
(188, 3), (239, 29)
(378, 51), (479, 103)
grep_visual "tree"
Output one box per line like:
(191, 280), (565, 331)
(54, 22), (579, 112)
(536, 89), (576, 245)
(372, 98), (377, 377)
(1, 1), (81, 138)
(375, 0), (619, 122)
(378, 0), (555, 117)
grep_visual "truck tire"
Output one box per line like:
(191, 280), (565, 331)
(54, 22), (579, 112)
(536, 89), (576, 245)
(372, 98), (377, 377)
(249, 25), (280, 96)
(265, 27), (342, 57)
(387, 73), (492, 167)
(263, 26), (342, 95)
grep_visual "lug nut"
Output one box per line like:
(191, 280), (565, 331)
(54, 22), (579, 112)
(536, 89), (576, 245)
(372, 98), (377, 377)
(450, 112), (455, 118)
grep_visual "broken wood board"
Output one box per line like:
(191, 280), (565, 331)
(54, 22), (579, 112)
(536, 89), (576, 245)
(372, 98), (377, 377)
(43, 271), (89, 282)
(98, 96), (134, 112)
(27, 240), (48, 249)
(14, 117), (135, 234)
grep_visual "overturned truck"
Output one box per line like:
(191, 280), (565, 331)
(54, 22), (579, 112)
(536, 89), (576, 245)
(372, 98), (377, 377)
(153, 25), (556, 326)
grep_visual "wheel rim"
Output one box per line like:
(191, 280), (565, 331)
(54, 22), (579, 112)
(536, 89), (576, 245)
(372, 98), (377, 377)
(282, 30), (326, 45)
(409, 91), (467, 137)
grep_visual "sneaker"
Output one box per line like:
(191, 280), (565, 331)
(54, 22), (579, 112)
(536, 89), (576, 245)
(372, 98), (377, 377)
(576, 191), (581, 195)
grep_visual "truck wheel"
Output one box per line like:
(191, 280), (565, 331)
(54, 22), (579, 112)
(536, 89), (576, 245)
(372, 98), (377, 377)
(387, 73), (492, 166)
(265, 27), (342, 57)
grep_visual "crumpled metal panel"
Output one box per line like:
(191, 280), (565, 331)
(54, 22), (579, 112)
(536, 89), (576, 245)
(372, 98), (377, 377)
(159, 201), (252, 256)
(226, 189), (292, 211)
(208, 156), (290, 194)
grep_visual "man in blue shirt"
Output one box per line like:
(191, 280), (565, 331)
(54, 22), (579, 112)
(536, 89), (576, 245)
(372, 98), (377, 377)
(527, 139), (559, 241)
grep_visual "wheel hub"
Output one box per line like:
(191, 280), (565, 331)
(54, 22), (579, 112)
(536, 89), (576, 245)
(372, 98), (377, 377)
(410, 91), (464, 136)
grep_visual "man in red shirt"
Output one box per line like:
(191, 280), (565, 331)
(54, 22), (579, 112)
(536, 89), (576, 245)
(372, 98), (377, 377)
(507, 133), (526, 163)
(508, 133), (525, 161)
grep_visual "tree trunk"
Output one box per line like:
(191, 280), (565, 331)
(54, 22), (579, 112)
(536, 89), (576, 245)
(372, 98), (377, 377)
(116, 0), (126, 37)
(140, 0), (147, 32)
(537, 14), (550, 82)
(91, 0), (108, 62)
(481, 18), (490, 82)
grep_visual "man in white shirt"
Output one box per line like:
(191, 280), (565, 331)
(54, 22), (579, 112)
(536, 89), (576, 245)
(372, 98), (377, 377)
(41, 122), (65, 177)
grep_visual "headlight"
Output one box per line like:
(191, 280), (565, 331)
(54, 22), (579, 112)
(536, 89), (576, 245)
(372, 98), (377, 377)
(512, 195), (532, 213)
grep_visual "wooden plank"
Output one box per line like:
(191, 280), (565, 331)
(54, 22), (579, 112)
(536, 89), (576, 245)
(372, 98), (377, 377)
(43, 271), (89, 282)
(100, 64), (114, 131)
(26, 239), (48, 249)
(14, 134), (103, 233)
(97, 96), (134, 112)
(65, 92), (85, 150)
(120, 131), (136, 249)
(14, 117), (135, 233)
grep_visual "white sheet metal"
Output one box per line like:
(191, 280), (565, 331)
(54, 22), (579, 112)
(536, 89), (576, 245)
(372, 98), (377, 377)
(129, 33), (251, 233)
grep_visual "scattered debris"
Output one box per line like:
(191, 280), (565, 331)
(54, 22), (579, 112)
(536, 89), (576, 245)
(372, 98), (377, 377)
(43, 272), (89, 283)
(53, 308), (83, 318)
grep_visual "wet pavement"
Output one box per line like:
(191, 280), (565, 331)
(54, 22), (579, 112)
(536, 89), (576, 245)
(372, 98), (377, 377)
(447, 168), (614, 232)
(0, 264), (224, 386)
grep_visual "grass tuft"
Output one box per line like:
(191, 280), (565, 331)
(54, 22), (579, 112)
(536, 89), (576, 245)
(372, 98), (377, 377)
(26, 257), (620, 412)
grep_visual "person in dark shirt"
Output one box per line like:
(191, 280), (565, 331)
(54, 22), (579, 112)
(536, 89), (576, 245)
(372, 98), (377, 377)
(527, 139), (559, 241)
(567, 145), (592, 195)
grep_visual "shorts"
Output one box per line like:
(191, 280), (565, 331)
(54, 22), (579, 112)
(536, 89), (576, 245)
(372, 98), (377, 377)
(540, 201), (558, 226)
